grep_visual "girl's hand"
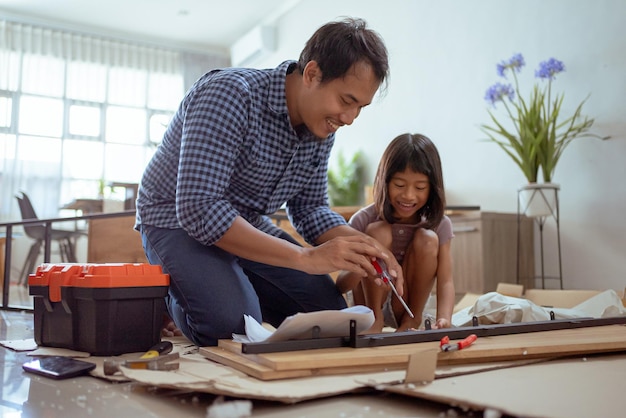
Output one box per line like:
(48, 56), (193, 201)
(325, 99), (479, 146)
(432, 318), (451, 329)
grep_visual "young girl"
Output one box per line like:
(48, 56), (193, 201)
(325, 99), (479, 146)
(336, 133), (455, 332)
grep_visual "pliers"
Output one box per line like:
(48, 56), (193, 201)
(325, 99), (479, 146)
(440, 334), (477, 352)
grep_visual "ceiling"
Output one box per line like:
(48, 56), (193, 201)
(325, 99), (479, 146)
(0, 0), (300, 53)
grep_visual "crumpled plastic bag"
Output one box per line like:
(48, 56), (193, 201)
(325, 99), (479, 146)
(452, 290), (626, 327)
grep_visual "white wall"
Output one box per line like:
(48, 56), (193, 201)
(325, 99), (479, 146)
(254, 0), (626, 291)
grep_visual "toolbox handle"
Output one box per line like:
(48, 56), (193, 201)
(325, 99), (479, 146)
(49, 270), (67, 302)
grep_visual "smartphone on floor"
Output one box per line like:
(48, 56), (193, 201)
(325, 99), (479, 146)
(23, 356), (96, 380)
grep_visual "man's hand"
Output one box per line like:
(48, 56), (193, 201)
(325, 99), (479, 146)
(301, 235), (405, 297)
(301, 235), (381, 276)
(374, 255), (404, 296)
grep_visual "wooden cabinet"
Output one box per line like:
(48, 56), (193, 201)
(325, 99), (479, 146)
(449, 211), (534, 294)
(87, 214), (148, 263)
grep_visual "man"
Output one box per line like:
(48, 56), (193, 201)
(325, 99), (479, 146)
(135, 17), (403, 346)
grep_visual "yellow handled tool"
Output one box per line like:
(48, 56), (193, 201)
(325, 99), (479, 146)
(103, 352), (179, 375)
(139, 341), (173, 359)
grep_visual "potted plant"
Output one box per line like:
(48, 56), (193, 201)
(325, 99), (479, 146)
(327, 150), (365, 207)
(481, 53), (608, 216)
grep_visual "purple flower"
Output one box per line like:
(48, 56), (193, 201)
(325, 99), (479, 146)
(497, 53), (525, 77)
(535, 58), (566, 80)
(485, 82), (515, 106)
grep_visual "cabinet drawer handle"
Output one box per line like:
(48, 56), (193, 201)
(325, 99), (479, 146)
(453, 226), (479, 233)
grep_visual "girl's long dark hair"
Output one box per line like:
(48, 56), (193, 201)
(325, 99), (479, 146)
(373, 133), (445, 230)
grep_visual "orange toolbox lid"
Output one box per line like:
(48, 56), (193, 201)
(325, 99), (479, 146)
(29, 263), (169, 303)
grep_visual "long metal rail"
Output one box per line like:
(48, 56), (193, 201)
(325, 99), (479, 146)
(241, 316), (626, 354)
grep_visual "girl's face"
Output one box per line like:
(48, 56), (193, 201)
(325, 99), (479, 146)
(388, 168), (430, 223)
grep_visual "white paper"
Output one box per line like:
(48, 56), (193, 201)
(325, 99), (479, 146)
(233, 305), (374, 343)
(0, 338), (38, 351)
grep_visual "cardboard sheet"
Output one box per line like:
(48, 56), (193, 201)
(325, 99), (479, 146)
(112, 347), (407, 403)
(115, 342), (544, 404)
(379, 353), (626, 418)
(525, 288), (604, 308)
(404, 349), (438, 383)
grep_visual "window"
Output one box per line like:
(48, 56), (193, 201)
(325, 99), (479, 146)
(0, 94), (12, 129)
(0, 20), (186, 219)
(149, 113), (172, 145)
(18, 95), (64, 137)
(68, 104), (101, 137)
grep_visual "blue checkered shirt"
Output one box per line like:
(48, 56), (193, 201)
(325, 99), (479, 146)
(136, 61), (346, 246)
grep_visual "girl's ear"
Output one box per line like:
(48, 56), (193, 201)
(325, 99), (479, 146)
(302, 61), (322, 87)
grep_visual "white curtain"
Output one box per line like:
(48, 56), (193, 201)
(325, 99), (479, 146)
(0, 21), (182, 72)
(0, 20), (227, 222)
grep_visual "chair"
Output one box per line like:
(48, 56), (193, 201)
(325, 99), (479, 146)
(15, 192), (85, 285)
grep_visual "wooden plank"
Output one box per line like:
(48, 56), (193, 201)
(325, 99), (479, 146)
(201, 325), (626, 379)
(219, 339), (258, 354)
(438, 324), (626, 365)
(201, 347), (311, 380)
(201, 346), (408, 381)
(219, 339), (439, 371)
(202, 346), (548, 382)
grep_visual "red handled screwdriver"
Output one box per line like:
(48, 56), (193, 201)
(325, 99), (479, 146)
(371, 258), (414, 319)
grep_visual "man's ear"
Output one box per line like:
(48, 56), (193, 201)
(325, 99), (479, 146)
(302, 61), (322, 87)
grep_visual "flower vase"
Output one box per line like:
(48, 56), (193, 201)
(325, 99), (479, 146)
(518, 183), (560, 218)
